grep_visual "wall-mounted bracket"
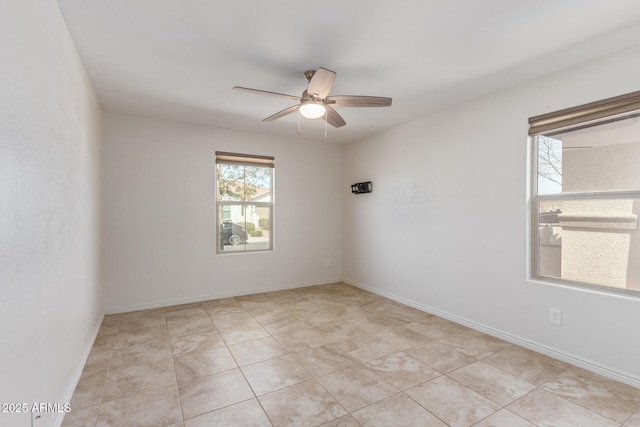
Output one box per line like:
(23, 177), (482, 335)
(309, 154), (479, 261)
(351, 181), (372, 194)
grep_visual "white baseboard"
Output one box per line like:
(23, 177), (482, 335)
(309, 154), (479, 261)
(54, 311), (105, 427)
(105, 278), (341, 314)
(344, 278), (640, 390)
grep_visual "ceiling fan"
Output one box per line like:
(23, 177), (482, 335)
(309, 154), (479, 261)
(233, 67), (392, 128)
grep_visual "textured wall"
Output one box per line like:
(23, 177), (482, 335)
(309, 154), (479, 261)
(0, 1), (103, 425)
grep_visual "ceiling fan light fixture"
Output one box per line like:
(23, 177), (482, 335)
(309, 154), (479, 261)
(299, 99), (326, 119)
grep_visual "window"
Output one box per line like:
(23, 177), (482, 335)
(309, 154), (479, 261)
(215, 151), (274, 253)
(530, 91), (640, 294)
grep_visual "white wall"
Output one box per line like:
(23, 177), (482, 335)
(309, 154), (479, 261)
(0, 1), (103, 426)
(342, 46), (640, 387)
(102, 113), (342, 311)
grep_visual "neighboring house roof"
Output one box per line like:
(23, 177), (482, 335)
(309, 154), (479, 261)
(219, 181), (270, 202)
(251, 187), (270, 201)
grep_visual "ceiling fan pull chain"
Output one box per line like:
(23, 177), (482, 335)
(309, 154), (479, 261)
(297, 110), (301, 136)
(324, 109), (328, 139)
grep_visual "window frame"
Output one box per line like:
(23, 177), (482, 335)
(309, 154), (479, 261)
(529, 92), (640, 296)
(215, 151), (274, 254)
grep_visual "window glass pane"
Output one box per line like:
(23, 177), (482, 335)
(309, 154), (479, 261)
(222, 205), (231, 221)
(537, 136), (563, 195)
(537, 116), (640, 194)
(217, 163), (247, 201)
(244, 166), (272, 202)
(218, 204), (271, 252)
(536, 198), (640, 291)
(217, 164), (272, 202)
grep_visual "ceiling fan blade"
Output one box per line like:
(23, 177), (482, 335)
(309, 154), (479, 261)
(263, 105), (299, 122)
(233, 86), (300, 101)
(307, 67), (336, 99)
(324, 106), (346, 128)
(326, 95), (392, 108)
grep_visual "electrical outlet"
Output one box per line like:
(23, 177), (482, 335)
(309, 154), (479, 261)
(31, 401), (41, 426)
(324, 259), (330, 267)
(549, 308), (563, 326)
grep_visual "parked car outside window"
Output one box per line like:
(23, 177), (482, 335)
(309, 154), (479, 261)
(220, 221), (248, 246)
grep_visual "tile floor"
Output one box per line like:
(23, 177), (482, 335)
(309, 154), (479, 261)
(63, 283), (640, 427)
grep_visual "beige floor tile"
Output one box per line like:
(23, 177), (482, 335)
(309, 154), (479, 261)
(291, 346), (355, 377)
(314, 321), (367, 345)
(247, 304), (290, 323)
(174, 346), (237, 383)
(543, 368), (640, 423)
(184, 398), (271, 427)
(113, 325), (170, 347)
(318, 415), (360, 426)
(346, 293), (382, 307)
(227, 336), (288, 366)
(219, 319), (270, 345)
(288, 299), (336, 312)
(404, 341), (477, 372)
(206, 305), (249, 316)
(352, 393), (447, 427)
(70, 371), (108, 409)
(346, 312), (407, 333)
(97, 324), (120, 337)
(169, 330), (225, 357)
(367, 302), (434, 324)
(178, 368), (254, 419)
(405, 317), (469, 340)
(259, 379), (347, 426)
(218, 318), (271, 345)
(391, 305), (435, 323)
(201, 296), (241, 310)
(164, 305), (207, 321)
(304, 308), (347, 327)
(406, 375), (500, 427)
(448, 361), (537, 406)
(169, 302), (207, 312)
(482, 346), (570, 386)
(90, 334), (119, 353)
(317, 365), (398, 412)
(110, 339), (173, 369)
(81, 349), (113, 378)
(336, 306), (369, 322)
(438, 330), (511, 359)
(472, 408), (536, 427)
(625, 409), (640, 427)
(261, 315), (313, 335)
(111, 309), (167, 333)
(239, 300), (285, 313)
(265, 289), (304, 304)
(237, 292), (271, 303)
(241, 354), (312, 395)
(273, 327), (330, 353)
(96, 385), (182, 427)
(62, 404), (100, 427)
(210, 311), (255, 330)
(207, 302), (249, 316)
(508, 388), (619, 427)
(166, 316), (216, 338)
(102, 358), (176, 402)
(111, 328), (173, 367)
(326, 335), (397, 363)
(371, 325), (432, 350)
(365, 352), (441, 390)
(70, 283), (640, 427)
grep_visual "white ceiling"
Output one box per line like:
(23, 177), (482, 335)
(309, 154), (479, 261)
(57, 0), (640, 143)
